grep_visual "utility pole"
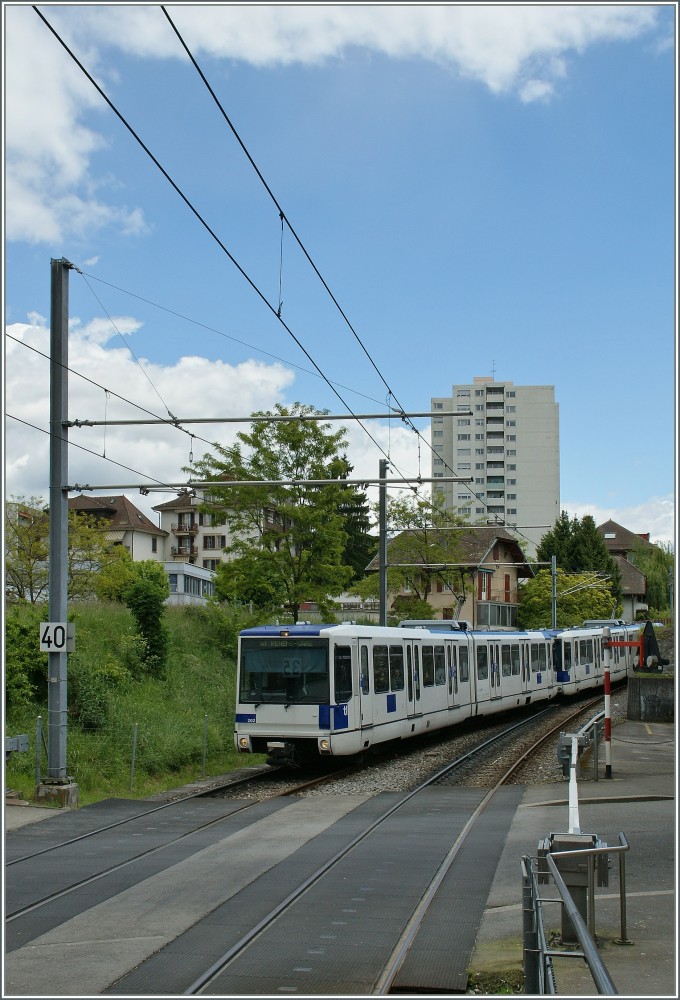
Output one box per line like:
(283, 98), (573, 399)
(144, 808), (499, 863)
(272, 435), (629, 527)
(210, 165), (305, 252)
(37, 258), (78, 807)
(379, 459), (388, 626)
(551, 555), (557, 628)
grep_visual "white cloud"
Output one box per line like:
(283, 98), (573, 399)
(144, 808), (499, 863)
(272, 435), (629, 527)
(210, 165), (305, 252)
(563, 496), (676, 550)
(7, 312), (674, 545)
(4, 314), (296, 520)
(4, 4), (661, 244)
(5, 311), (436, 522)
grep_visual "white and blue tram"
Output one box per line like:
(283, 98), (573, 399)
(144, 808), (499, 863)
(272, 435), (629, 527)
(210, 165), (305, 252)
(234, 620), (641, 764)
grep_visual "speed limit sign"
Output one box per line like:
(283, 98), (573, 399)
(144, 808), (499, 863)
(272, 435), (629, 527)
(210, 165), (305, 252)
(39, 622), (75, 652)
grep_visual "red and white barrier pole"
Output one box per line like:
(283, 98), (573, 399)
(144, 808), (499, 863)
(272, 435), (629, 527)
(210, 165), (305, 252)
(602, 626), (612, 778)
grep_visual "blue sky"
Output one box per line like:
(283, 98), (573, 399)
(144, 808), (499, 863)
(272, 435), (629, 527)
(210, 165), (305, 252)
(3, 3), (677, 546)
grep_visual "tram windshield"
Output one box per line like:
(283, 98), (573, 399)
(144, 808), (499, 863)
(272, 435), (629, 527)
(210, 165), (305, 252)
(239, 637), (330, 704)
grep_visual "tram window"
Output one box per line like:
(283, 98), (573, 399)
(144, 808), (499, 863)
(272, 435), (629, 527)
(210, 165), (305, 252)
(539, 644), (547, 671)
(360, 645), (370, 695)
(511, 644), (520, 675)
(334, 646), (353, 703)
(501, 645), (512, 677)
(459, 646), (469, 682)
(564, 642), (572, 670)
(476, 646), (488, 680)
(373, 645), (389, 693)
(422, 646), (435, 687)
(407, 646), (413, 700)
(579, 639), (588, 664)
(530, 643), (540, 672)
(389, 645), (405, 691)
(434, 646), (446, 685)
(414, 646), (421, 698)
(586, 639), (593, 662)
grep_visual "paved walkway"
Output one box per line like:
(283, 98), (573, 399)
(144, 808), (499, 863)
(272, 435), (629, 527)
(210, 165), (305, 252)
(469, 719), (676, 996)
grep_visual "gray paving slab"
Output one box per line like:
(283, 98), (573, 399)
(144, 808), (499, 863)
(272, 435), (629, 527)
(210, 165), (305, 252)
(469, 719), (676, 997)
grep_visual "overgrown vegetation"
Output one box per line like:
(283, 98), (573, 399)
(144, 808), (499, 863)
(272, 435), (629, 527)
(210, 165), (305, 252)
(4, 601), (265, 805)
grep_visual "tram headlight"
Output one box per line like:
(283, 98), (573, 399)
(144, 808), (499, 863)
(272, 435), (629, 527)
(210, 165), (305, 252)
(319, 738), (331, 754)
(238, 736), (251, 751)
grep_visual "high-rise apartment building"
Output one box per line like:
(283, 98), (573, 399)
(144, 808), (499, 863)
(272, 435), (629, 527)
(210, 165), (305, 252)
(431, 376), (560, 555)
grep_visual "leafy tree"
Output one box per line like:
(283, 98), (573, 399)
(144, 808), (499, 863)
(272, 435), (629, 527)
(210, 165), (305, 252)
(338, 482), (378, 584)
(352, 492), (467, 610)
(628, 539), (674, 612)
(536, 512), (622, 600)
(191, 403), (355, 623)
(518, 568), (621, 629)
(5, 496), (117, 603)
(94, 545), (138, 602)
(4, 602), (48, 707)
(123, 561), (170, 675)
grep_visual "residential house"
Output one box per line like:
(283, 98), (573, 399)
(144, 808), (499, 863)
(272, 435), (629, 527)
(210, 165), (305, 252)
(365, 525), (534, 629)
(68, 494), (167, 561)
(597, 519), (651, 621)
(69, 494), (217, 607)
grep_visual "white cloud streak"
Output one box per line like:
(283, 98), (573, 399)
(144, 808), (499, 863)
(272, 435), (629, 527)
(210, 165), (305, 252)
(5, 4), (661, 243)
(6, 313), (674, 547)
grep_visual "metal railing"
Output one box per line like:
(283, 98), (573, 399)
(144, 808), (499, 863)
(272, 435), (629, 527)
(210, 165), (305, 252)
(523, 837), (630, 996)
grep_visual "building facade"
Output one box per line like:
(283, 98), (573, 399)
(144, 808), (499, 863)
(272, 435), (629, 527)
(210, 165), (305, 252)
(431, 376), (560, 555)
(365, 526), (533, 629)
(597, 519), (651, 622)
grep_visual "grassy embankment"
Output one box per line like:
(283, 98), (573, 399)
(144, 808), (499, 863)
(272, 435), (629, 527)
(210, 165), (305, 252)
(5, 602), (266, 806)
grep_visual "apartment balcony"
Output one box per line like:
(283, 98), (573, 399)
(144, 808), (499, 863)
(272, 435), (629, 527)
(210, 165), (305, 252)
(171, 523), (199, 534)
(170, 545), (198, 560)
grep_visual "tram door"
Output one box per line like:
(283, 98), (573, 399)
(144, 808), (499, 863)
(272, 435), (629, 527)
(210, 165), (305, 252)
(359, 644), (373, 730)
(520, 641), (532, 696)
(473, 640), (492, 711)
(405, 642), (422, 718)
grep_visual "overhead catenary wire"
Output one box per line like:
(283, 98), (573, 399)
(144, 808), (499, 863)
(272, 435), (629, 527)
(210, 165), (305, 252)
(7, 413), (175, 490)
(31, 6), (391, 469)
(29, 7), (539, 551)
(161, 5), (396, 404)
(157, 8), (486, 526)
(76, 271), (393, 410)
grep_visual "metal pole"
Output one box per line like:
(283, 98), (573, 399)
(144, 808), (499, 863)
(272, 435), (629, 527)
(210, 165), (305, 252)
(522, 861), (540, 994)
(551, 555), (557, 629)
(379, 459), (388, 627)
(618, 840), (628, 943)
(35, 716), (43, 785)
(602, 627), (612, 778)
(130, 723), (138, 791)
(46, 258), (71, 782)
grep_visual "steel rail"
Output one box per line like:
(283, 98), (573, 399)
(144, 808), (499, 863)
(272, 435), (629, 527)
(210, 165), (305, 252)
(184, 707), (558, 995)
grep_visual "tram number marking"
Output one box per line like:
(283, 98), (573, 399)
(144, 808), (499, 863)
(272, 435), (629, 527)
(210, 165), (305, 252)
(282, 658), (302, 676)
(39, 622), (75, 652)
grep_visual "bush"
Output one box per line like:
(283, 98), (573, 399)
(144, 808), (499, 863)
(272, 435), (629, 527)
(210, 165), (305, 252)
(4, 601), (246, 805)
(4, 603), (48, 708)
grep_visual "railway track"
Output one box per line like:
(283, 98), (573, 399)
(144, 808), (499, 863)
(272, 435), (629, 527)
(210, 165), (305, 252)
(5, 691), (615, 995)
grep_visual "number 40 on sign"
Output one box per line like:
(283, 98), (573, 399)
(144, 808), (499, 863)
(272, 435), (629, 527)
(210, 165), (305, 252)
(39, 622), (76, 652)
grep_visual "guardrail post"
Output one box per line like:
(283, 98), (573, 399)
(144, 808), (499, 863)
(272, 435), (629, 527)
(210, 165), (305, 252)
(522, 861), (540, 994)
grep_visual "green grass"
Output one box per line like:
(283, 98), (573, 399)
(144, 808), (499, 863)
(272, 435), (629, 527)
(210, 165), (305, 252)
(5, 602), (267, 805)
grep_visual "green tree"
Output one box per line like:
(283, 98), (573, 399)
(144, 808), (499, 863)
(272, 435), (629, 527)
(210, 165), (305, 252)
(94, 545), (138, 602)
(123, 560), (170, 675)
(628, 539), (674, 612)
(353, 492), (467, 611)
(5, 496), (117, 603)
(518, 568), (620, 629)
(4, 602), (48, 706)
(536, 512), (622, 600)
(191, 403), (355, 623)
